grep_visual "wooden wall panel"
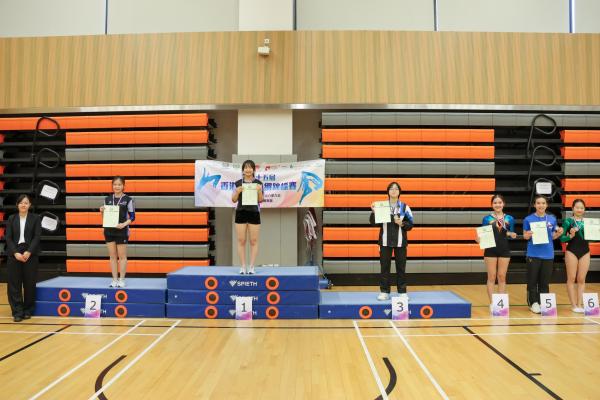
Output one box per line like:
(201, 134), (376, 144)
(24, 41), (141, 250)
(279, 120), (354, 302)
(0, 31), (599, 108)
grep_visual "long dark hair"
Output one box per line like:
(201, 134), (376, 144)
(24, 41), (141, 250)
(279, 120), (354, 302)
(572, 198), (586, 209)
(241, 160), (256, 176)
(112, 176), (125, 185)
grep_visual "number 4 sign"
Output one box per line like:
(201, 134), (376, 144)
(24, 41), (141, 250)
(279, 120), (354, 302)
(235, 296), (253, 320)
(491, 294), (509, 317)
(583, 293), (600, 317)
(84, 294), (102, 318)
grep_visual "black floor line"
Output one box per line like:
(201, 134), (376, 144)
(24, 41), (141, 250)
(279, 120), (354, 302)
(375, 357), (397, 400)
(94, 355), (127, 400)
(463, 326), (562, 400)
(0, 324), (71, 362)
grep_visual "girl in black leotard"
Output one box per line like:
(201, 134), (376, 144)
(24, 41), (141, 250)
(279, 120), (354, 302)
(560, 199), (591, 313)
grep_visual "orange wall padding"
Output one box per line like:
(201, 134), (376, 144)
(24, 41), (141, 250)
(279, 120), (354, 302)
(66, 179), (194, 193)
(321, 145), (494, 159)
(323, 243), (483, 258)
(562, 179), (600, 192)
(561, 147), (600, 160)
(0, 113), (208, 131)
(563, 195), (600, 207)
(66, 130), (208, 145)
(323, 227), (477, 241)
(67, 259), (209, 273)
(66, 212), (208, 226)
(325, 194), (491, 208)
(560, 130), (600, 143)
(322, 128), (494, 143)
(66, 163), (195, 177)
(325, 178), (495, 192)
(66, 228), (209, 242)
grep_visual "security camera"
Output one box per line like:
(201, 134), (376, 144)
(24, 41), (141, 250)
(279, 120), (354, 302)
(258, 38), (270, 56)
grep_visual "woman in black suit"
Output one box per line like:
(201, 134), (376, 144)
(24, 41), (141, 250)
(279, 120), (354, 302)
(5, 194), (41, 322)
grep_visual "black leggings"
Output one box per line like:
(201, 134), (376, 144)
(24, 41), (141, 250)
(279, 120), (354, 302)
(526, 257), (553, 306)
(379, 246), (407, 294)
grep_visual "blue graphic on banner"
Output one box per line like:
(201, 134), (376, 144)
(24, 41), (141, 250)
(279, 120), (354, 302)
(298, 171), (323, 205)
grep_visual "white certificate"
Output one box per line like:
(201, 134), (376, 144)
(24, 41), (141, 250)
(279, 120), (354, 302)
(102, 205), (120, 228)
(583, 218), (600, 241)
(476, 225), (496, 249)
(241, 183), (258, 206)
(530, 221), (549, 245)
(373, 201), (391, 224)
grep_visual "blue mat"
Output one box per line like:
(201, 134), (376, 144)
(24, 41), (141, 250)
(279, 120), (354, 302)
(166, 304), (318, 319)
(167, 266), (319, 291)
(36, 277), (166, 304)
(168, 289), (320, 305)
(34, 301), (165, 318)
(319, 291), (471, 319)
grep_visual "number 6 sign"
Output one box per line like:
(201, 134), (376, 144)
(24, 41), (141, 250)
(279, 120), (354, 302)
(583, 293), (600, 316)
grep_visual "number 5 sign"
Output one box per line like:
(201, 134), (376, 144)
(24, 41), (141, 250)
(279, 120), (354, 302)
(84, 294), (102, 318)
(583, 293), (600, 316)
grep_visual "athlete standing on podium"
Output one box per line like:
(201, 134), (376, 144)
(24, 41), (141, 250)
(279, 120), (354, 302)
(232, 160), (263, 275)
(370, 182), (414, 301)
(99, 176), (135, 288)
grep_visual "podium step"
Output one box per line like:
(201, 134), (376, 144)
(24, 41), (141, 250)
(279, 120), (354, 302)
(319, 291), (471, 319)
(166, 304), (318, 319)
(168, 289), (320, 305)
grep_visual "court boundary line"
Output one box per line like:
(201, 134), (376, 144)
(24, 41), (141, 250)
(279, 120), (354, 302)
(0, 325), (70, 362)
(88, 320), (181, 400)
(585, 317), (600, 325)
(364, 330), (600, 338)
(352, 320), (388, 400)
(30, 319), (146, 400)
(0, 330), (160, 337)
(388, 320), (449, 399)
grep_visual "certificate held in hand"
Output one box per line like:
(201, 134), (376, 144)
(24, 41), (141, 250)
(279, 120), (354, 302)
(241, 183), (258, 206)
(102, 205), (120, 228)
(373, 201), (391, 224)
(476, 225), (496, 249)
(584, 218), (600, 241)
(530, 221), (549, 245)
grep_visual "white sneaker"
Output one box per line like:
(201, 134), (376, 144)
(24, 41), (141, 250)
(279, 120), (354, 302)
(377, 292), (390, 301)
(530, 303), (541, 314)
(239, 266), (246, 275)
(398, 293), (409, 301)
(572, 306), (584, 313)
(117, 279), (126, 288)
(247, 265), (255, 275)
(109, 280), (118, 288)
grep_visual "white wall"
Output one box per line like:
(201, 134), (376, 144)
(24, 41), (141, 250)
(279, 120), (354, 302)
(437, 0), (570, 33)
(574, 0), (600, 33)
(108, 0), (239, 34)
(0, 0), (105, 37)
(296, 0), (434, 31)
(239, 0), (293, 31)
(237, 110), (293, 154)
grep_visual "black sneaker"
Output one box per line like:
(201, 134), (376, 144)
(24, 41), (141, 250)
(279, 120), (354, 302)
(23, 313), (31, 320)
(13, 316), (23, 322)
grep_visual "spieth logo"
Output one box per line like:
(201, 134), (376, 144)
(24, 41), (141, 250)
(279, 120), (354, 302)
(229, 295), (259, 302)
(81, 292), (107, 300)
(228, 280), (258, 288)
(80, 308), (106, 315)
(384, 309), (391, 316)
(229, 309), (257, 316)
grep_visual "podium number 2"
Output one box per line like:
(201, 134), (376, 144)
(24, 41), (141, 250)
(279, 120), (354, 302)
(90, 300), (98, 311)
